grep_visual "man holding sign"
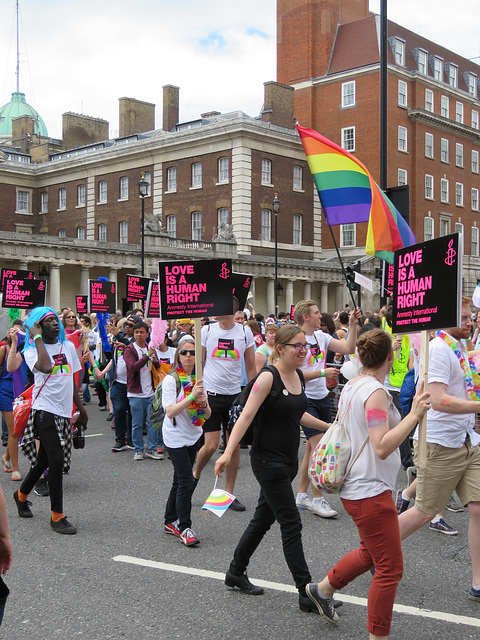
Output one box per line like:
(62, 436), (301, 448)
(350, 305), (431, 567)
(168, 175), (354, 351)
(398, 297), (480, 603)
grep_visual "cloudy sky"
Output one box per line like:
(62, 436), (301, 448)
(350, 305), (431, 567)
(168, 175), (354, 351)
(0, 0), (479, 139)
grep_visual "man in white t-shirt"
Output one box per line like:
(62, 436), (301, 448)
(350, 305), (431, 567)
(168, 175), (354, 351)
(398, 297), (480, 603)
(194, 309), (256, 510)
(294, 300), (360, 518)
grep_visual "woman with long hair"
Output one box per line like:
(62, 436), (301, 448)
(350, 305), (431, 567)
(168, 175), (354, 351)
(254, 322), (278, 373)
(305, 328), (430, 638)
(215, 325), (335, 613)
(162, 339), (210, 546)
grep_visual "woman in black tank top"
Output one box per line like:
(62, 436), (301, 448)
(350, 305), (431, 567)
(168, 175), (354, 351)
(214, 326), (334, 613)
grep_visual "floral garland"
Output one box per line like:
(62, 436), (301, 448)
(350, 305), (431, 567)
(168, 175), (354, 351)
(436, 330), (480, 401)
(176, 367), (205, 427)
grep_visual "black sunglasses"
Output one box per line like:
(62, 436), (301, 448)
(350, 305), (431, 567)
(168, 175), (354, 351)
(179, 349), (195, 356)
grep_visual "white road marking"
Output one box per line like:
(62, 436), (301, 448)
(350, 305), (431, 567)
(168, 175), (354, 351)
(112, 555), (480, 628)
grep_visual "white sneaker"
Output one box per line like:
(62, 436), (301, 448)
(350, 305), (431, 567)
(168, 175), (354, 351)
(309, 497), (338, 518)
(133, 451), (144, 461)
(296, 495), (313, 510)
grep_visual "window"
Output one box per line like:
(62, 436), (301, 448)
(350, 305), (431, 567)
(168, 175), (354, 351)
(425, 133), (434, 158)
(40, 191), (48, 213)
(191, 162), (202, 188)
(58, 229), (66, 238)
(425, 89), (434, 112)
(58, 188), (66, 210)
(166, 214), (176, 238)
(398, 80), (407, 106)
(456, 182), (464, 206)
(440, 218), (451, 236)
(16, 189), (30, 213)
(472, 226), (479, 256)
(119, 177), (129, 200)
(472, 188), (479, 212)
(340, 223), (356, 247)
(432, 56), (443, 81)
(77, 226), (85, 240)
(342, 81), (355, 107)
(144, 171), (151, 196)
(293, 165), (303, 190)
(417, 49), (428, 75)
(293, 214), (303, 245)
(466, 73), (478, 98)
(166, 167), (177, 192)
(441, 138), (449, 163)
(455, 222), (464, 236)
(261, 159), (272, 185)
(440, 95), (449, 118)
(218, 157), (229, 183)
(425, 174), (434, 199)
(98, 224), (107, 242)
(441, 178), (449, 203)
(472, 110), (479, 130)
(217, 207), (229, 232)
(98, 180), (107, 203)
(393, 38), (405, 66)
(448, 63), (458, 88)
(191, 211), (202, 240)
(261, 208), (271, 241)
(119, 221), (128, 244)
(341, 126), (355, 151)
(456, 143), (464, 168)
(456, 102), (464, 124)
(473, 150), (479, 173)
(398, 126), (407, 152)
(77, 184), (85, 207)
(398, 168), (407, 186)
(424, 216), (434, 241)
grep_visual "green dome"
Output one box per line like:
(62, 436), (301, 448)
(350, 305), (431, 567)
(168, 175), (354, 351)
(0, 91), (48, 137)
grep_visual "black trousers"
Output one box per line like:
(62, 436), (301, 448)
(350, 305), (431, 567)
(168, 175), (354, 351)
(164, 443), (198, 532)
(229, 456), (311, 594)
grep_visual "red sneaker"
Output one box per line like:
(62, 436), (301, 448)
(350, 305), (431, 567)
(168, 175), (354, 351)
(164, 520), (180, 536)
(179, 527), (200, 546)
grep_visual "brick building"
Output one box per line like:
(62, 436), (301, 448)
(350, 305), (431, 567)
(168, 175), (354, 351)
(0, 82), (358, 315)
(277, 0), (480, 291)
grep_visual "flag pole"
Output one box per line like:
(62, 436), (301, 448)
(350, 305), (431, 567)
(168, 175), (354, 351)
(328, 226), (359, 310)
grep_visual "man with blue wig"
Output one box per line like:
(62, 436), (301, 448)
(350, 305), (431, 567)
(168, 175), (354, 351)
(13, 307), (88, 534)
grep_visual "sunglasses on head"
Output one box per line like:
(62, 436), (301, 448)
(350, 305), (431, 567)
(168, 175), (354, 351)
(179, 349), (195, 356)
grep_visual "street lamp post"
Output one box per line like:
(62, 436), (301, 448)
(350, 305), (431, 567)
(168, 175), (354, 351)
(271, 193), (281, 316)
(137, 172), (149, 277)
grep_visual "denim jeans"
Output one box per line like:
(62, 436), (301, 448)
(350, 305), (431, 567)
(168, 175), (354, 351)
(110, 382), (131, 444)
(128, 396), (156, 452)
(164, 443), (199, 532)
(229, 456), (311, 594)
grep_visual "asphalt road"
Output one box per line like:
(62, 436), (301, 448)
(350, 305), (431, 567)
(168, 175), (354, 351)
(1, 401), (479, 639)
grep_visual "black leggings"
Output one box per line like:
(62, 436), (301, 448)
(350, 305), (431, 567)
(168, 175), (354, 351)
(20, 411), (65, 513)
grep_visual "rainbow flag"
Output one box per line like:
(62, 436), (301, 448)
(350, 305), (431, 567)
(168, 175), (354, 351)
(202, 488), (235, 517)
(297, 124), (415, 263)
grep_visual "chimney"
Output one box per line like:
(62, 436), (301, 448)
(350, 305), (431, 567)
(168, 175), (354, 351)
(11, 115), (36, 153)
(262, 81), (295, 129)
(163, 85), (179, 131)
(62, 112), (109, 150)
(119, 97), (155, 137)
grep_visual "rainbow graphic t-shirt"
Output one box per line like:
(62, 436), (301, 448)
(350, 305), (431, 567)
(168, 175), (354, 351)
(300, 330), (333, 400)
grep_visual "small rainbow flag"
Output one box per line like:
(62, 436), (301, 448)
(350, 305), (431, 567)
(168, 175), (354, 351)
(296, 124), (415, 264)
(202, 488), (235, 517)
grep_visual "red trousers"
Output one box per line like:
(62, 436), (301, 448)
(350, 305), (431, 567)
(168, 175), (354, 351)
(328, 490), (403, 636)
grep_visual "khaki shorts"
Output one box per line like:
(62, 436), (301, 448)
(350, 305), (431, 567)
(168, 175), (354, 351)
(414, 438), (480, 515)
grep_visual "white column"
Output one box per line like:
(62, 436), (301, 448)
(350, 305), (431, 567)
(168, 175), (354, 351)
(320, 283), (328, 312)
(336, 284), (344, 311)
(285, 280), (294, 313)
(80, 265), (89, 294)
(49, 265), (61, 311)
(303, 281), (311, 300)
(267, 279), (275, 316)
(108, 268), (118, 310)
(18, 260), (28, 270)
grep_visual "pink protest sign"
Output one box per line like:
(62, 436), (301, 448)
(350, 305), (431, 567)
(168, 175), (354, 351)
(126, 274), (152, 302)
(76, 295), (88, 315)
(145, 280), (160, 318)
(0, 268), (35, 293)
(1, 276), (46, 309)
(158, 259), (233, 320)
(88, 280), (116, 314)
(231, 273), (253, 310)
(392, 233), (462, 334)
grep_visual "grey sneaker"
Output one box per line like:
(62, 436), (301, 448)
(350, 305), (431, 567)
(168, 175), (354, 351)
(133, 451), (144, 461)
(446, 495), (464, 512)
(406, 465), (417, 486)
(305, 583), (339, 624)
(144, 448), (162, 460)
(309, 497), (338, 518)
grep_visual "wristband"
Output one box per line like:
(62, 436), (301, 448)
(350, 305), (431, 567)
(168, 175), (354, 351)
(321, 370), (326, 378)
(33, 334), (42, 342)
(187, 393), (195, 402)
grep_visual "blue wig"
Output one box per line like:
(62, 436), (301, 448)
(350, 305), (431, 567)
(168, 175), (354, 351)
(22, 306), (67, 352)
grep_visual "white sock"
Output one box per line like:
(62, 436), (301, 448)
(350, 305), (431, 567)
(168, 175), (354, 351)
(430, 515), (441, 524)
(401, 490), (411, 502)
(474, 584), (480, 590)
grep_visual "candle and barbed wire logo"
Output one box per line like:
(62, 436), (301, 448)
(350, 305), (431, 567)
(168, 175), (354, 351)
(445, 239), (456, 266)
(219, 262), (231, 279)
